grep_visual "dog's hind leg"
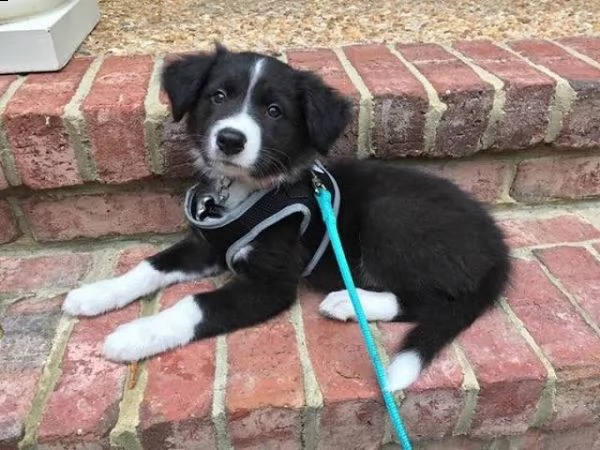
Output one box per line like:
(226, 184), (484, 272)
(62, 235), (224, 317)
(386, 263), (509, 391)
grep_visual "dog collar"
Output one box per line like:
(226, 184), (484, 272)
(184, 162), (340, 276)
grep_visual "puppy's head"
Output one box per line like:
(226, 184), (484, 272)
(162, 44), (351, 185)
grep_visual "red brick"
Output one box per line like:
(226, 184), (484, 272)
(156, 54), (195, 179)
(115, 244), (158, 274)
(509, 39), (600, 82)
(508, 39), (600, 149)
(506, 259), (600, 429)
(37, 303), (140, 446)
(343, 45), (427, 158)
(287, 48), (359, 158)
(6, 294), (64, 315)
(453, 40), (555, 149)
(557, 36), (600, 63)
(162, 119), (196, 179)
(379, 323), (464, 440)
(417, 159), (510, 204)
(3, 59), (92, 189)
(510, 155), (600, 202)
(499, 214), (600, 249)
(0, 74), (15, 191)
(458, 307), (547, 437)
(83, 56), (154, 183)
(0, 199), (19, 244)
(140, 280), (217, 450)
(300, 290), (385, 449)
(0, 298), (62, 446)
(517, 422), (600, 450)
(540, 422), (600, 450)
(21, 190), (185, 242)
(0, 252), (93, 294)
(534, 246), (600, 325)
(419, 436), (490, 450)
(226, 311), (303, 449)
(397, 43), (494, 157)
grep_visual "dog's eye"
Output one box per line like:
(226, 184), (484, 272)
(267, 104), (282, 119)
(211, 90), (227, 104)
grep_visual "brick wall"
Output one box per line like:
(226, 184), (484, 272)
(1, 37), (600, 243)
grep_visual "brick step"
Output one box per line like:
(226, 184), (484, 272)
(1, 207), (600, 448)
(1, 37), (600, 244)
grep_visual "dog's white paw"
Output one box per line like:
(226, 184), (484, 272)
(319, 289), (400, 322)
(103, 318), (161, 362)
(62, 280), (122, 317)
(103, 295), (203, 362)
(319, 290), (356, 321)
(386, 350), (423, 391)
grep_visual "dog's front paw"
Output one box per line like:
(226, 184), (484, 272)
(62, 281), (118, 317)
(103, 297), (201, 362)
(103, 320), (154, 362)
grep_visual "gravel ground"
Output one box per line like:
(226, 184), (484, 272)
(78, 0), (600, 55)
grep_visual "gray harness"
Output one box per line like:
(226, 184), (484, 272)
(184, 163), (340, 276)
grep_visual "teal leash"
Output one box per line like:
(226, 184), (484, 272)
(313, 178), (413, 450)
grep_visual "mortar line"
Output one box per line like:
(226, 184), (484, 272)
(63, 56), (104, 182)
(442, 44), (506, 151)
(569, 207), (600, 231)
(534, 256), (600, 338)
(0, 236), (174, 259)
(18, 315), (76, 449)
(109, 294), (159, 449)
(550, 40), (600, 71)
(496, 42), (577, 144)
(332, 47), (373, 157)
(452, 343), (480, 436)
(387, 44), (447, 155)
(5, 195), (33, 241)
(0, 76), (26, 186)
(500, 160), (518, 204)
(290, 300), (323, 450)
(510, 238), (600, 253)
(499, 298), (557, 427)
(212, 335), (232, 450)
(211, 275), (233, 450)
(144, 55), (169, 175)
(583, 243), (600, 263)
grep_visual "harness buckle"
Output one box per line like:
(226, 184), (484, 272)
(196, 195), (222, 221)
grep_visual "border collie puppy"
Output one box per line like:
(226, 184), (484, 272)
(63, 44), (510, 391)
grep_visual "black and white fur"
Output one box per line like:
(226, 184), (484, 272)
(63, 44), (510, 391)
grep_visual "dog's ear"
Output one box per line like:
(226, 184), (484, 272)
(296, 71), (352, 155)
(162, 44), (227, 122)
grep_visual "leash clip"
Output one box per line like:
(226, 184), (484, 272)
(310, 170), (325, 193)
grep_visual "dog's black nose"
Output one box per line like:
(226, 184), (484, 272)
(216, 128), (246, 155)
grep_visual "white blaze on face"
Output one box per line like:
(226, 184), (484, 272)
(209, 58), (265, 168)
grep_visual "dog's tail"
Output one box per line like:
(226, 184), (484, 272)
(386, 258), (510, 391)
